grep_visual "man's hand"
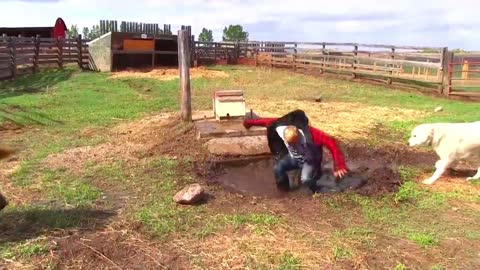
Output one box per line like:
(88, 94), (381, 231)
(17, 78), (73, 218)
(243, 120), (252, 129)
(334, 169), (347, 179)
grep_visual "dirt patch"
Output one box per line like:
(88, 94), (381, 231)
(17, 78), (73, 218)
(108, 67), (229, 81)
(42, 113), (211, 175)
(53, 231), (189, 270)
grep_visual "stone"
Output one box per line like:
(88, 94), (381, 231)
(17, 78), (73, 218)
(315, 94), (323, 102)
(173, 184), (206, 205)
(434, 106), (443, 112)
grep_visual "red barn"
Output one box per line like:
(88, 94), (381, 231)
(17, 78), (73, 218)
(0, 17), (68, 38)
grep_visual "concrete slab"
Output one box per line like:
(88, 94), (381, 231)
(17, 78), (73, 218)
(205, 136), (270, 156)
(195, 119), (266, 139)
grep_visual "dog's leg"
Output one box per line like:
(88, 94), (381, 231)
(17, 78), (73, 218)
(466, 167), (480, 181)
(423, 159), (451, 185)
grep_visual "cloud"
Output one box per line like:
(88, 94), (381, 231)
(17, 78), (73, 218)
(0, 0), (477, 50)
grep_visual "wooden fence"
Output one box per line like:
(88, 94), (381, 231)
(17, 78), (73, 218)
(194, 41), (243, 65)
(250, 42), (448, 89)
(0, 35), (90, 80)
(99, 20), (173, 36)
(446, 61), (480, 97)
(193, 40), (480, 98)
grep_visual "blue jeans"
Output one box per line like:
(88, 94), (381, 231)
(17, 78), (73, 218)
(273, 155), (316, 191)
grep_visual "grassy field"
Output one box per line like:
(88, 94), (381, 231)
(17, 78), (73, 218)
(0, 66), (480, 269)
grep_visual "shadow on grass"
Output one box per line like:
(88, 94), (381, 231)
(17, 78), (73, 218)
(0, 68), (75, 100)
(0, 104), (64, 128)
(0, 206), (115, 244)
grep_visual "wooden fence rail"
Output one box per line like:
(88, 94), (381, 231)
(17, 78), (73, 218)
(447, 61), (480, 97)
(192, 40), (480, 97)
(0, 35), (90, 80)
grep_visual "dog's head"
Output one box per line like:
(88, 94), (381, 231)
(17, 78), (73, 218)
(408, 124), (434, 147)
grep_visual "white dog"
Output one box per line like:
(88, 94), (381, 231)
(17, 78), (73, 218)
(408, 121), (480, 185)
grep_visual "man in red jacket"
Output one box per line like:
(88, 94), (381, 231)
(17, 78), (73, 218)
(243, 116), (348, 180)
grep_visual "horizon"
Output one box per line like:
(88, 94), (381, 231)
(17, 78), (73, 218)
(0, 0), (478, 50)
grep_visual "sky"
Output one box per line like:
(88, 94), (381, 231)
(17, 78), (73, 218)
(0, 0), (478, 50)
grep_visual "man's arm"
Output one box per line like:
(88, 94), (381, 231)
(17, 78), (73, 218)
(309, 127), (348, 173)
(243, 118), (278, 129)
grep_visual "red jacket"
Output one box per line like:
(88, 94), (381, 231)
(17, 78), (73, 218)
(244, 118), (347, 171)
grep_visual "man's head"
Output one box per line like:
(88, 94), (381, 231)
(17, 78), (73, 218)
(284, 125), (300, 144)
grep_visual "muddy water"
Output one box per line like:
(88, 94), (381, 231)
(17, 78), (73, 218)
(213, 158), (310, 198)
(213, 157), (402, 197)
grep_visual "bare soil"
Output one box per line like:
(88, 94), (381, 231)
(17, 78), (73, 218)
(3, 113), (479, 269)
(108, 67), (229, 81)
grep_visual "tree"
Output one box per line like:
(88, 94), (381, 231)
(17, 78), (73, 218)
(198, 28), (213, 43)
(82, 27), (89, 38)
(67, 24), (79, 38)
(222, 25), (248, 42)
(82, 25), (101, 40)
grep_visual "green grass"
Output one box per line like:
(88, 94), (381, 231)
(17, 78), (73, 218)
(278, 252), (302, 270)
(407, 232), (439, 248)
(332, 245), (353, 261)
(0, 240), (49, 260)
(1, 66), (480, 269)
(393, 262), (406, 270)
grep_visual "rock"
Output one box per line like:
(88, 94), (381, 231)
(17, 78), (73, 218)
(434, 106), (443, 112)
(315, 94), (323, 102)
(173, 184), (206, 205)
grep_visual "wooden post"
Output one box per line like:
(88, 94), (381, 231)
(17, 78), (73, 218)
(57, 38), (63, 69)
(293, 43), (297, 71)
(77, 34), (83, 69)
(191, 35), (195, 67)
(33, 35), (40, 73)
(352, 45), (358, 79)
(8, 37), (17, 79)
(214, 44), (217, 61)
(386, 47), (395, 84)
(461, 60), (469, 80)
(439, 47), (449, 94)
(178, 30), (192, 122)
(444, 51), (453, 95)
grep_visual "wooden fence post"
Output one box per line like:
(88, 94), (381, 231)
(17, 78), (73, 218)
(443, 50), (453, 96)
(438, 47), (449, 94)
(461, 60), (469, 80)
(320, 43), (326, 74)
(8, 37), (17, 80)
(191, 34), (195, 67)
(57, 38), (63, 69)
(293, 43), (297, 71)
(77, 34), (83, 69)
(352, 45), (358, 79)
(214, 44), (217, 61)
(33, 35), (40, 73)
(178, 30), (192, 122)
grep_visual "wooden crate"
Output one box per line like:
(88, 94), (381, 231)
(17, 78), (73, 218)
(212, 90), (246, 120)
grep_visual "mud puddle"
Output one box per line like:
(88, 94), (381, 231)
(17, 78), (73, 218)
(211, 157), (402, 198)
